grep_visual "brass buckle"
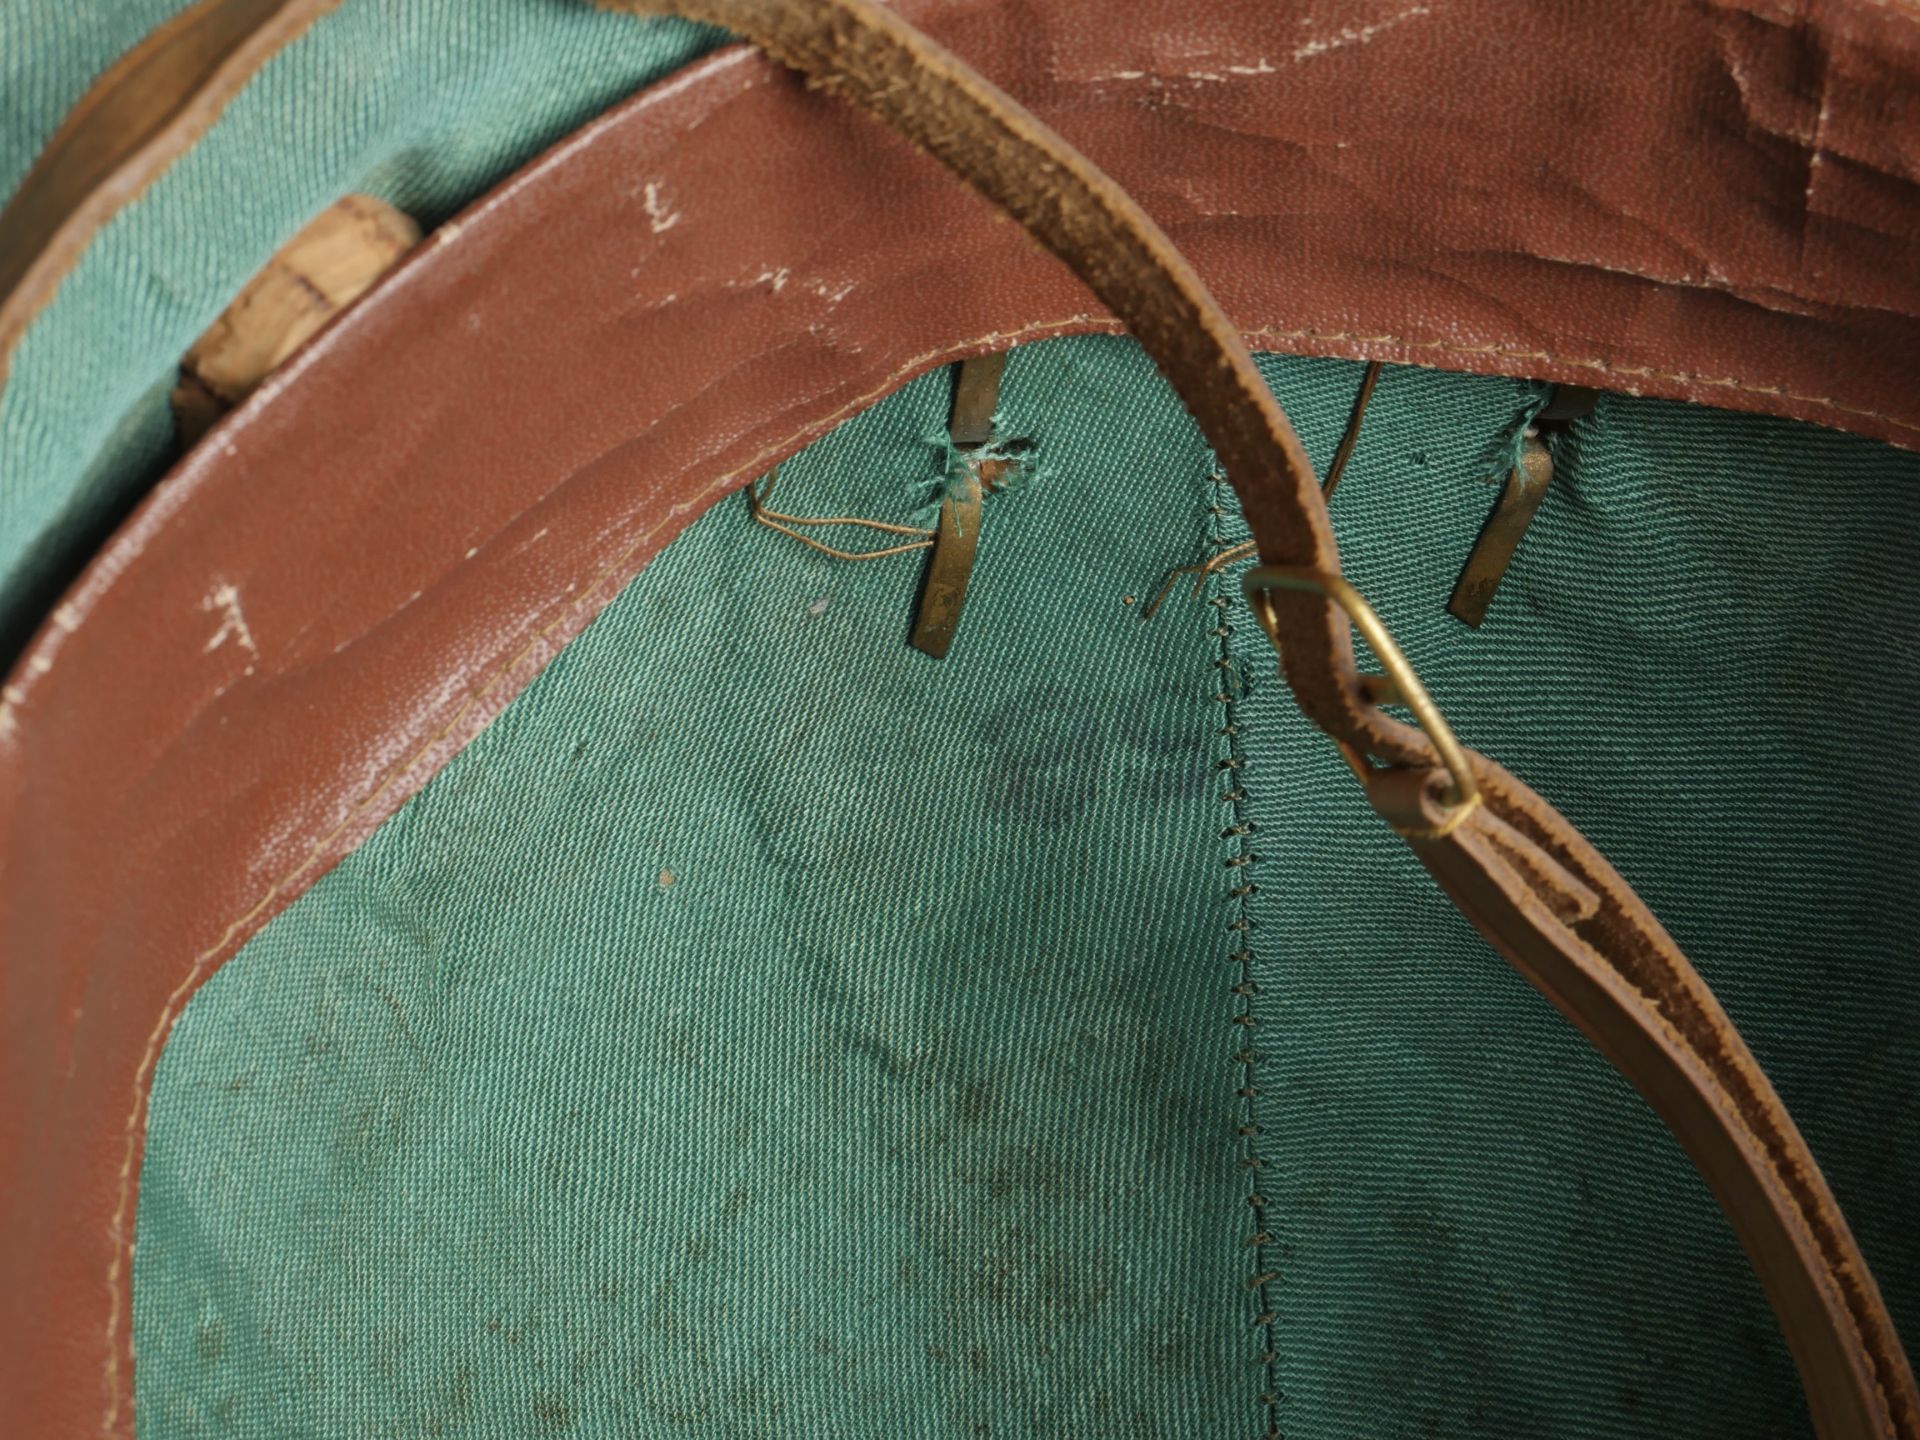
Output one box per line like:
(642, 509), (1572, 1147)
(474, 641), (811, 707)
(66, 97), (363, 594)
(1242, 565), (1482, 835)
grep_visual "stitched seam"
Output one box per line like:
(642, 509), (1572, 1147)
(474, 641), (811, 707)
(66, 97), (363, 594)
(1240, 324), (1920, 435)
(94, 310), (1104, 1433)
(1204, 473), (1279, 1440)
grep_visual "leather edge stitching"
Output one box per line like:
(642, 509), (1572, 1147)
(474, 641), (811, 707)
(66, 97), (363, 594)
(1240, 325), (1920, 437)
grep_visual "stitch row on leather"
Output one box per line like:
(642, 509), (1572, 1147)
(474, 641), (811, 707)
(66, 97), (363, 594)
(1241, 324), (1920, 436)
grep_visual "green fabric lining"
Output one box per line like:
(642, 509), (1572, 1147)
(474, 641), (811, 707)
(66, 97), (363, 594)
(0, 0), (724, 654)
(133, 337), (1920, 1437)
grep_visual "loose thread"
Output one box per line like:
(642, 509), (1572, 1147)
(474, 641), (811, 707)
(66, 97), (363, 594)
(747, 466), (936, 562)
(1144, 360), (1383, 620)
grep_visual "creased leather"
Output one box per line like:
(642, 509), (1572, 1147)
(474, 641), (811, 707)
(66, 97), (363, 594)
(4, 0), (1920, 447)
(2, 2), (1918, 1437)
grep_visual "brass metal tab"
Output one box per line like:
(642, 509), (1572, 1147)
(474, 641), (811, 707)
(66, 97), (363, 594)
(947, 349), (1006, 447)
(911, 352), (1005, 657)
(1446, 431), (1553, 629)
(908, 463), (984, 659)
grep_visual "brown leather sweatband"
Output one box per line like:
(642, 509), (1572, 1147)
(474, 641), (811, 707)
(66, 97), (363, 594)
(6, 1), (1920, 449)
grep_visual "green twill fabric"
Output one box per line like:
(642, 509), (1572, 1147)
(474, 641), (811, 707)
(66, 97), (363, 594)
(132, 338), (1920, 1438)
(0, 0), (725, 655)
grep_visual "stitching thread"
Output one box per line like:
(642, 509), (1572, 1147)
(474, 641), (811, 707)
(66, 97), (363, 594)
(94, 306), (1916, 1430)
(1240, 324), (1920, 436)
(1203, 474), (1282, 1440)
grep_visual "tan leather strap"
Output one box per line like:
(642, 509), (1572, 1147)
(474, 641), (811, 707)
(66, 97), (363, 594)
(603, 2), (1920, 1435)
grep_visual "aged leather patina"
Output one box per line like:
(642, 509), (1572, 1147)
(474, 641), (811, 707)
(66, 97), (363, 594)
(2, 1), (1918, 1436)
(3, 0), (1919, 448)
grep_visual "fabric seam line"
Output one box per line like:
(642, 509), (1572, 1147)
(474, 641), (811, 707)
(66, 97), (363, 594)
(1206, 471), (1279, 1440)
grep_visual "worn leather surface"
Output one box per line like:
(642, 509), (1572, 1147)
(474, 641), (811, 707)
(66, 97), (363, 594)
(3, 0), (1919, 447)
(4, 1), (1920, 1436)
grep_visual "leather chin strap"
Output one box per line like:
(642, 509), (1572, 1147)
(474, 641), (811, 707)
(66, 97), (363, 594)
(598, 1), (1920, 1434)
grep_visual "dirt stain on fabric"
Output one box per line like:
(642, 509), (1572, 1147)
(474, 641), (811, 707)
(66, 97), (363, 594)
(194, 1315), (225, 1364)
(979, 688), (1104, 831)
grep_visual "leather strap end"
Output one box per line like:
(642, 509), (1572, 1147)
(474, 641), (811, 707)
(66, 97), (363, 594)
(1368, 764), (1599, 927)
(1368, 759), (1917, 1440)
